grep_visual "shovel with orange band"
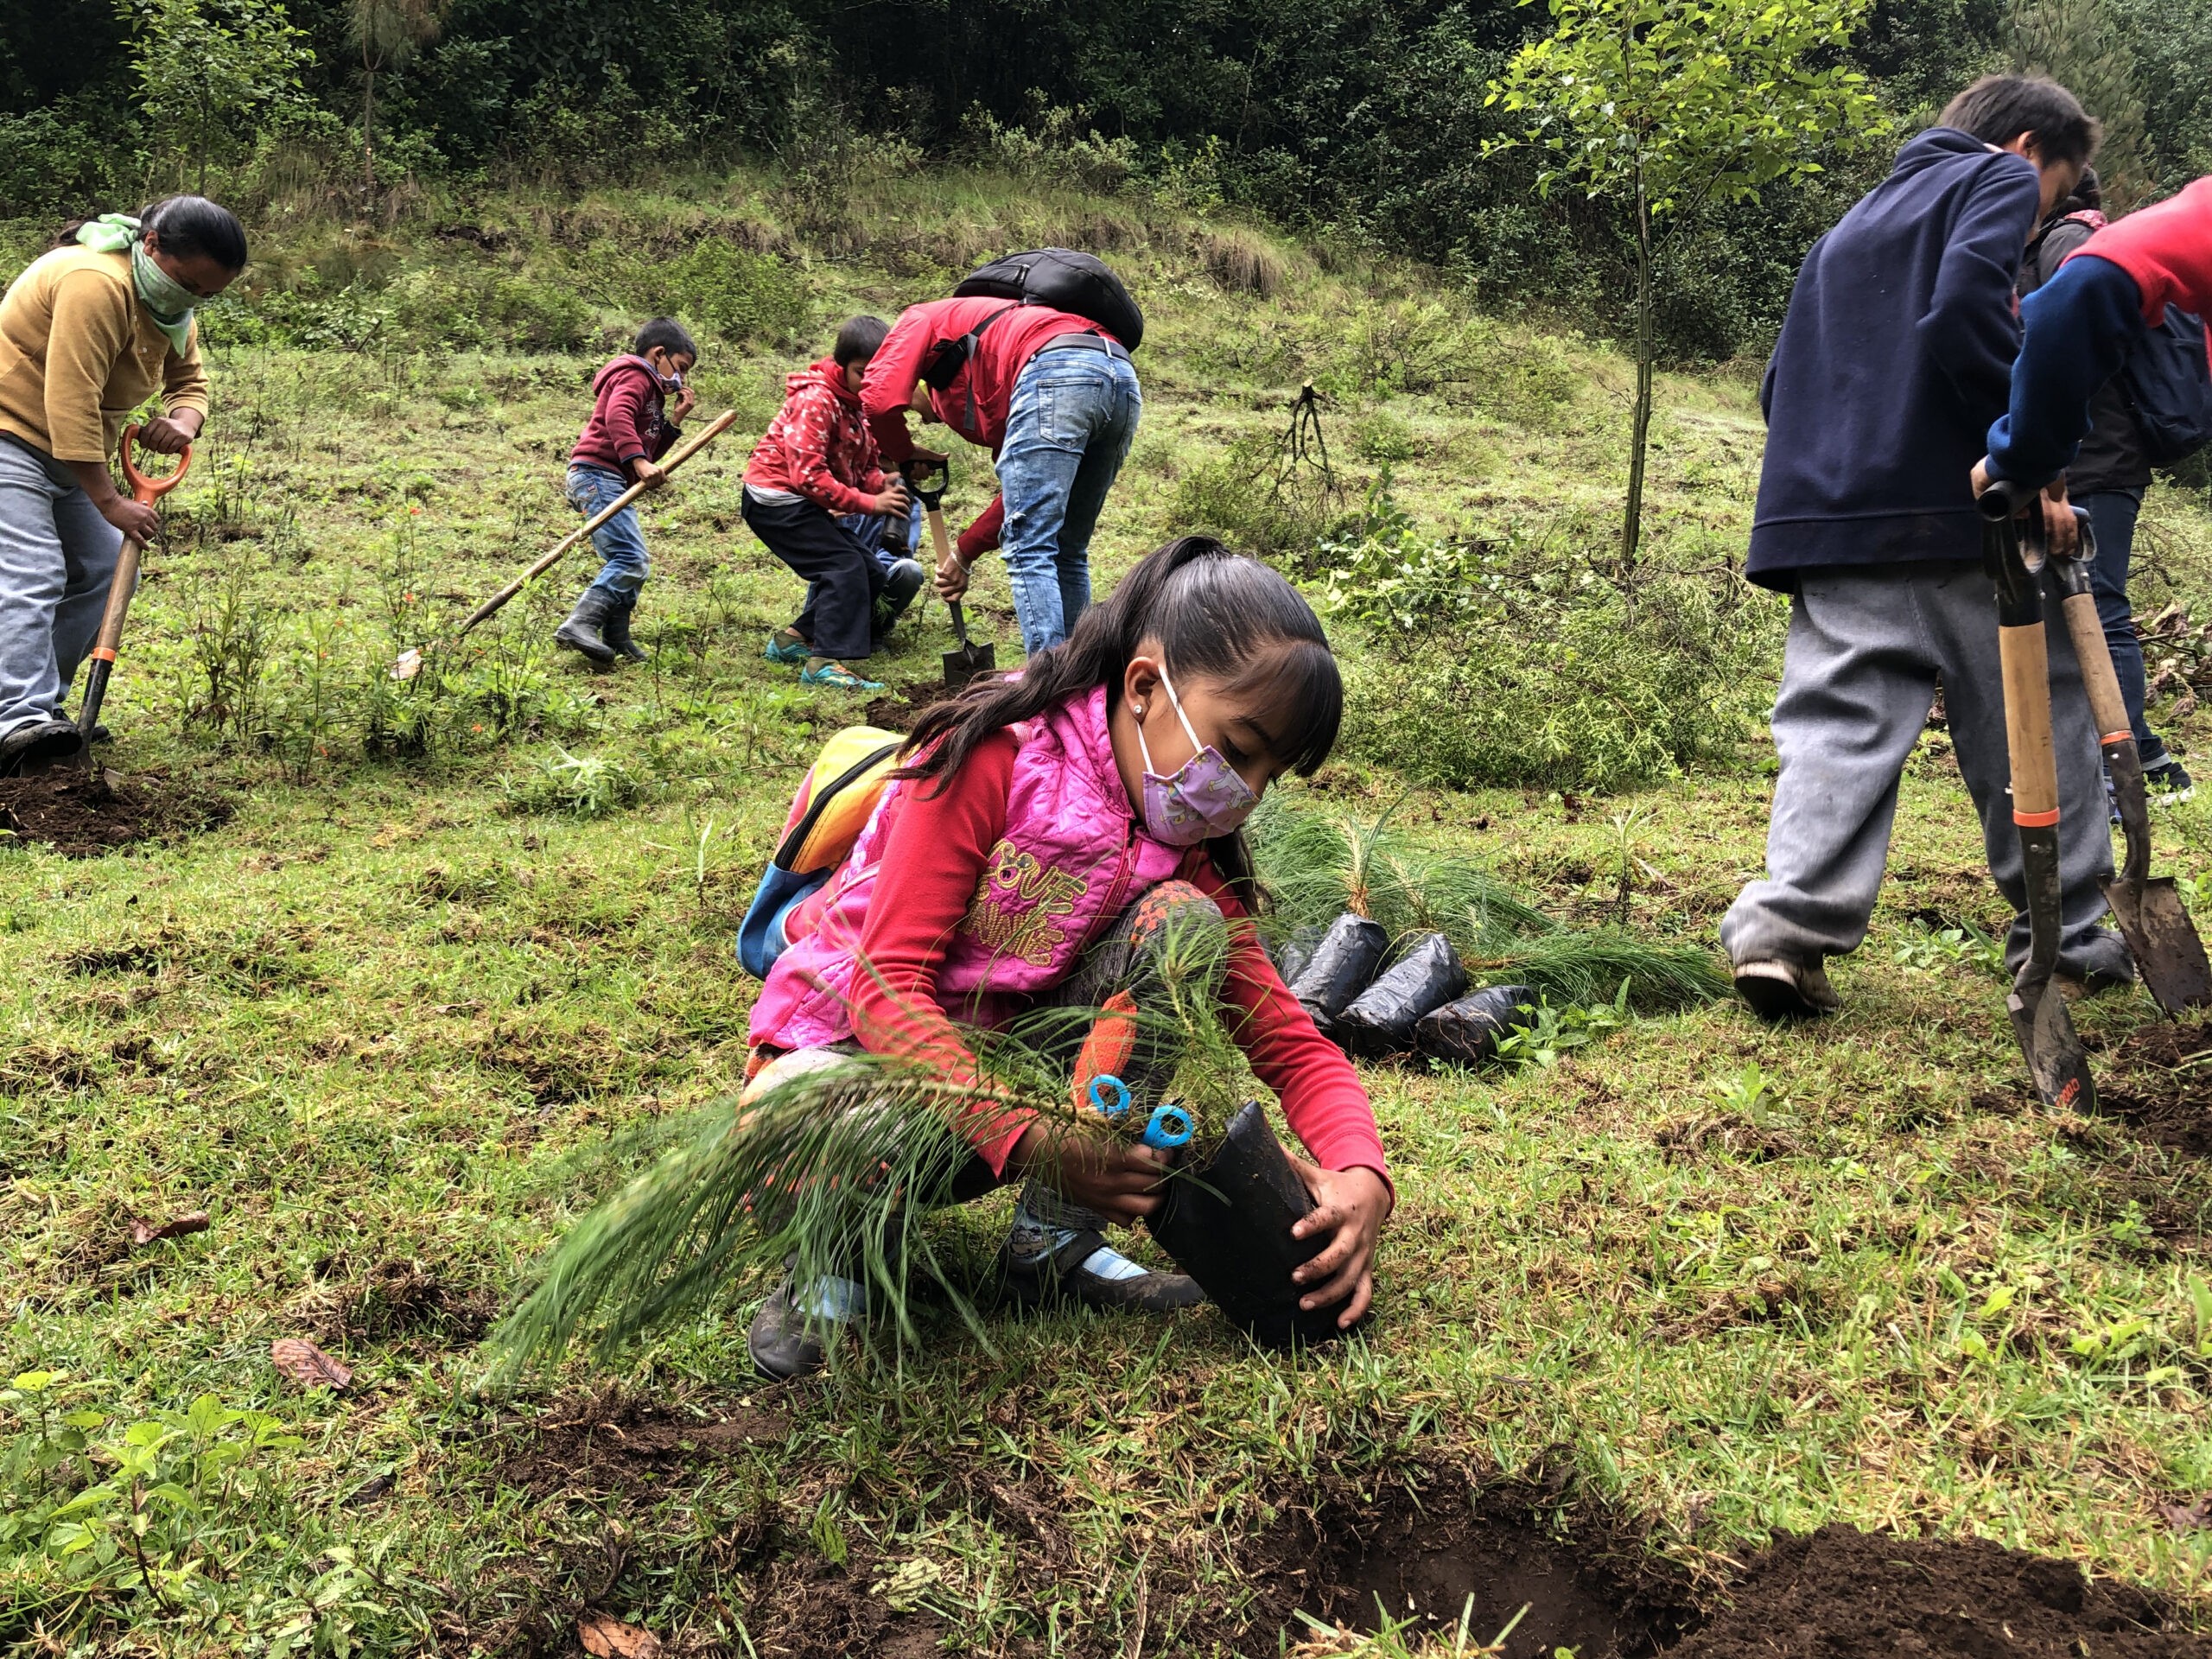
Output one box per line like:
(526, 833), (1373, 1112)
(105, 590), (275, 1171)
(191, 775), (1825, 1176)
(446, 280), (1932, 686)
(2048, 509), (2212, 1014)
(1979, 480), (2094, 1111)
(73, 423), (190, 767)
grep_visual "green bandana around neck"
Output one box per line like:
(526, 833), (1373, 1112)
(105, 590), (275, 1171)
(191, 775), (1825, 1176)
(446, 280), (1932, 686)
(74, 215), (195, 353)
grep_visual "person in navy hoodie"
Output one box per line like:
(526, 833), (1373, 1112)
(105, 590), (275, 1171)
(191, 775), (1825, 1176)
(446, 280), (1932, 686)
(1722, 76), (2125, 1022)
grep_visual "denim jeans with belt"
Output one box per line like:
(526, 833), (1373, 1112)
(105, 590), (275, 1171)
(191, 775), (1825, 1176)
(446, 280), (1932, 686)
(995, 343), (1142, 654)
(564, 463), (650, 601)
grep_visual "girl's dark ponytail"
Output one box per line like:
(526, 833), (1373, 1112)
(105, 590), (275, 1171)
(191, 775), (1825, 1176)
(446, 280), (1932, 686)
(898, 535), (1344, 910)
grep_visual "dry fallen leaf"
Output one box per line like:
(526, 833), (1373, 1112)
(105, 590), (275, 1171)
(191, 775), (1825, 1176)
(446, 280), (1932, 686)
(2156, 1496), (2212, 1532)
(270, 1338), (354, 1393)
(130, 1211), (210, 1246)
(578, 1611), (663, 1658)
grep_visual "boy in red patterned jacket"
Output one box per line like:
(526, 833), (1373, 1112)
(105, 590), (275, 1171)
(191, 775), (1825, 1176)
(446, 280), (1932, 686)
(555, 317), (696, 667)
(744, 316), (919, 692)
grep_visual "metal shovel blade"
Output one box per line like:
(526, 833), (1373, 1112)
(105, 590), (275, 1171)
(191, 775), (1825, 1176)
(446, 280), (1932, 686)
(2104, 874), (2212, 1014)
(2008, 976), (2095, 1113)
(942, 639), (995, 688)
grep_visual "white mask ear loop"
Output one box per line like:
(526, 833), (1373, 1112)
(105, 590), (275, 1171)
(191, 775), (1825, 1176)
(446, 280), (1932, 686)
(1156, 664), (1208, 754)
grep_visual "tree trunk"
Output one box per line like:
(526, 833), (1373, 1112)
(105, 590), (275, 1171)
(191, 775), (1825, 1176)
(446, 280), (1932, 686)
(1621, 159), (1656, 590)
(362, 54), (378, 194)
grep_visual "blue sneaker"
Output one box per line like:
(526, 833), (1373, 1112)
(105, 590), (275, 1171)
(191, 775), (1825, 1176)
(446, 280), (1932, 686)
(765, 632), (810, 666)
(800, 662), (885, 692)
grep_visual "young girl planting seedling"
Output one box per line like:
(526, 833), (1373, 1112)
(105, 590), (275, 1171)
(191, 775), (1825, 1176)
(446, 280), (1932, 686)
(490, 537), (1393, 1382)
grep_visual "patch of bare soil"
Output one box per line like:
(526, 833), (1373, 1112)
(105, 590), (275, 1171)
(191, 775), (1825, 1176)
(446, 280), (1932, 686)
(2101, 1021), (2212, 1158)
(494, 1385), (792, 1502)
(861, 677), (959, 735)
(1668, 1523), (2194, 1658)
(1254, 1470), (1697, 1659)
(0, 766), (232, 856)
(744, 1557), (947, 1659)
(289, 1258), (498, 1346)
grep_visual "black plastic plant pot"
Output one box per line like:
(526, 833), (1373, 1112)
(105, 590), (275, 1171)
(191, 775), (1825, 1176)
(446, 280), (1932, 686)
(1287, 912), (1389, 1027)
(1270, 922), (1327, 988)
(1335, 931), (1468, 1056)
(1145, 1100), (1356, 1350)
(1414, 983), (1536, 1065)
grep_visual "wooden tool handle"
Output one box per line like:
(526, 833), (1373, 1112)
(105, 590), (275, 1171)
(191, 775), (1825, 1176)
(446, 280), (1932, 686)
(2059, 591), (2132, 748)
(89, 540), (142, 664)
(925, 506), (956, 574)
(454, 408), (739, 639)
(1999, 622), (2060, 823)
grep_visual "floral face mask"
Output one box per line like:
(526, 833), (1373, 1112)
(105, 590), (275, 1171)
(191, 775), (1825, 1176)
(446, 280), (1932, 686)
(1133, 664), (1261, 847)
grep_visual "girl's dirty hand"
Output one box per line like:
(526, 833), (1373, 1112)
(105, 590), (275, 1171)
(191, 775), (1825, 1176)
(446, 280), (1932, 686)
(1287, 1160), (1392, 1326)
(1009, 1120), (1170, 1225)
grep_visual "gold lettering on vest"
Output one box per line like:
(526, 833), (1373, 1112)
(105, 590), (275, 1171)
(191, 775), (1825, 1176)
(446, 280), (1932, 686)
(962, 839), (1090, 967)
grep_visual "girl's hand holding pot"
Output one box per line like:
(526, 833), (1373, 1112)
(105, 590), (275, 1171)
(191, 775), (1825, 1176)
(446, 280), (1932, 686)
(1008, 1119), (1169, 1225)
(1287, 1160), (1391, 1327)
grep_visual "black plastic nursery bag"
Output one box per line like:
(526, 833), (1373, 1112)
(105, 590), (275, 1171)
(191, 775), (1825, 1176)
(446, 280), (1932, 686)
(1145, 1101), (1355, 1349)
(1335, 932), (1468, 1055)
(1286, 912), (1389, 1027)
(1414, 983), (1537, 1065)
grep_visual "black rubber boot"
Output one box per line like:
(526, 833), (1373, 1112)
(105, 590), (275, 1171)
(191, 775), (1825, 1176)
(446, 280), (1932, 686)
(0, 717), (81, 777)
(601, 596), (648, 663)
(554, 588), (619, 667)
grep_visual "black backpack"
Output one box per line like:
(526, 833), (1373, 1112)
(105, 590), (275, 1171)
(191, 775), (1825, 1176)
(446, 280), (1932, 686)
(922, 249), (1143, 391)
(2122, 304), (2212, 468)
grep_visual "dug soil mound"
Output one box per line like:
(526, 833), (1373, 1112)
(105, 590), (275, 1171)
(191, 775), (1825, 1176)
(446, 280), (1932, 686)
(0, 766), (232, 856)
(1669, 1522), (2194, 1658)
(2101, 1021), (2212, 1157)
(1254, 1469), (2197, 1659)
(493, 1384), (791, 1501)
(862, 677), (959, 734)
(1259, 1471), (1697, 1658)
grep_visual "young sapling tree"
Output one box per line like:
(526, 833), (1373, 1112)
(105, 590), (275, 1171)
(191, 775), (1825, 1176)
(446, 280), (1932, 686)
(1487, 0), (1885, 581)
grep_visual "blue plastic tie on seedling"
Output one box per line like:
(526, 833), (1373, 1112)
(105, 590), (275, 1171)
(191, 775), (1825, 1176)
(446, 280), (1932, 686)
(1143, 1103), (1193, 1150)
(1088, 1073), (1132, 1119)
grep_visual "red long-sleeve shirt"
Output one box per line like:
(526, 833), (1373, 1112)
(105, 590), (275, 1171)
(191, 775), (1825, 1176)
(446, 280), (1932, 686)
(569, 356), (679, 477)
(844, 730), (1389, 1187)
(860, 297), (1122, 463)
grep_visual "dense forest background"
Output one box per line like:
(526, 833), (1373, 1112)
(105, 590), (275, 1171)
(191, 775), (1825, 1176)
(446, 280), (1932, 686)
(0, 0), (2208, 360)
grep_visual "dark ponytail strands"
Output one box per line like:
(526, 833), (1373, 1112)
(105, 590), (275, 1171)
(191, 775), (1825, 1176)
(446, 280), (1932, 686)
(895, 536), (1344, 909)
(140, 196), (250, 271)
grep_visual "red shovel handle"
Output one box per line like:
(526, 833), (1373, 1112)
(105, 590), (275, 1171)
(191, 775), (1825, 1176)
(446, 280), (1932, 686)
(119, 423), (193, 504)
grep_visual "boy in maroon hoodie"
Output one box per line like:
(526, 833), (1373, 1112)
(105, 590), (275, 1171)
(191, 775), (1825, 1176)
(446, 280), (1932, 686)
(556, 318), (697, 666)
(743, 315), (917, 691)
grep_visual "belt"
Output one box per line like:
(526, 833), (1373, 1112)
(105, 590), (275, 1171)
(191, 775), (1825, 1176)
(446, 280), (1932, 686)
(1035, 331), (1131, 361)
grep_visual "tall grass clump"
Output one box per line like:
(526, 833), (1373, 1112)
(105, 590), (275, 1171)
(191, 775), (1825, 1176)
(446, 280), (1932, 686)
(1248, 801), (1729, 1010)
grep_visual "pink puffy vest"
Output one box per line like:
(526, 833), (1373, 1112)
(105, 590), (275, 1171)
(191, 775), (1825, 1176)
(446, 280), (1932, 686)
(747, 685), (1189, 1051)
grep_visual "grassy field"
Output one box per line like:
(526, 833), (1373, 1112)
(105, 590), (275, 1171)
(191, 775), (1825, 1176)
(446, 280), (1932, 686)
(7, 168), (2212, 1657)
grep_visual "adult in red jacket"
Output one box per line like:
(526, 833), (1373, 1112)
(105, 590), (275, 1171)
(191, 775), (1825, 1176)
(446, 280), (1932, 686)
(861, 296), (1141, 654)
(1984, 177), (2212, 494)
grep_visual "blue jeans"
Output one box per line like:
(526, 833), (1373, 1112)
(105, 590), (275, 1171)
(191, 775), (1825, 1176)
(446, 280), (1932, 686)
(564, 463), (649, 602)
(836, 499), (924, 572)
(0, 437), (124, 734)
(995, 347), (1142, 653)
(2080, 490), (2164, 761)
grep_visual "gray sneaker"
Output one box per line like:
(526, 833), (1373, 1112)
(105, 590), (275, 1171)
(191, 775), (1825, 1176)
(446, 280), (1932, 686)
(747, 1268), (867, 1382)
(1001, 1228), (1205, 1313)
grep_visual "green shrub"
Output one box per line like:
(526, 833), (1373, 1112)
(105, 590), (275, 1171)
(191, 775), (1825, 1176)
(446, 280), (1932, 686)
(385, 265), (593, 353)
(606, 239), (811, 348)
(1320, 525), (1783, 791)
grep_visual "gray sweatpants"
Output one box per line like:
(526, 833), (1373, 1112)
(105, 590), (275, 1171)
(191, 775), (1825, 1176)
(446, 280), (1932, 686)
(0, 437), (124, 737)
(1722, 559), (2124, 978)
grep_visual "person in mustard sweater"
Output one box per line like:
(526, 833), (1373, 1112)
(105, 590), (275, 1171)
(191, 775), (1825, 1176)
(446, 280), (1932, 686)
(0, 195), (246, 773)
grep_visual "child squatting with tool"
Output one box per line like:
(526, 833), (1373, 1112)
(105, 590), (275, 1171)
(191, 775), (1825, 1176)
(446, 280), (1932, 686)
(553, 317), (697, 668)
(744, 315), (927, 693)
(740, 536), (1393, 1379)
(0, 196), (247, 774)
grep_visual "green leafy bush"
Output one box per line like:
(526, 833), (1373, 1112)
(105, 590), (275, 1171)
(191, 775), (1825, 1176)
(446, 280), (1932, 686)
(607, 239), (811, 348)
(385, 264), (592, 353)
(1319, 523), (1783, 791)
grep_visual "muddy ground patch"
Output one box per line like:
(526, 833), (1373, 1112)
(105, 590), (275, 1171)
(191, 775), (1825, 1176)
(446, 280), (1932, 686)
(0, 766), (232, 855)
(2101, 1020), (2212, 1158)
